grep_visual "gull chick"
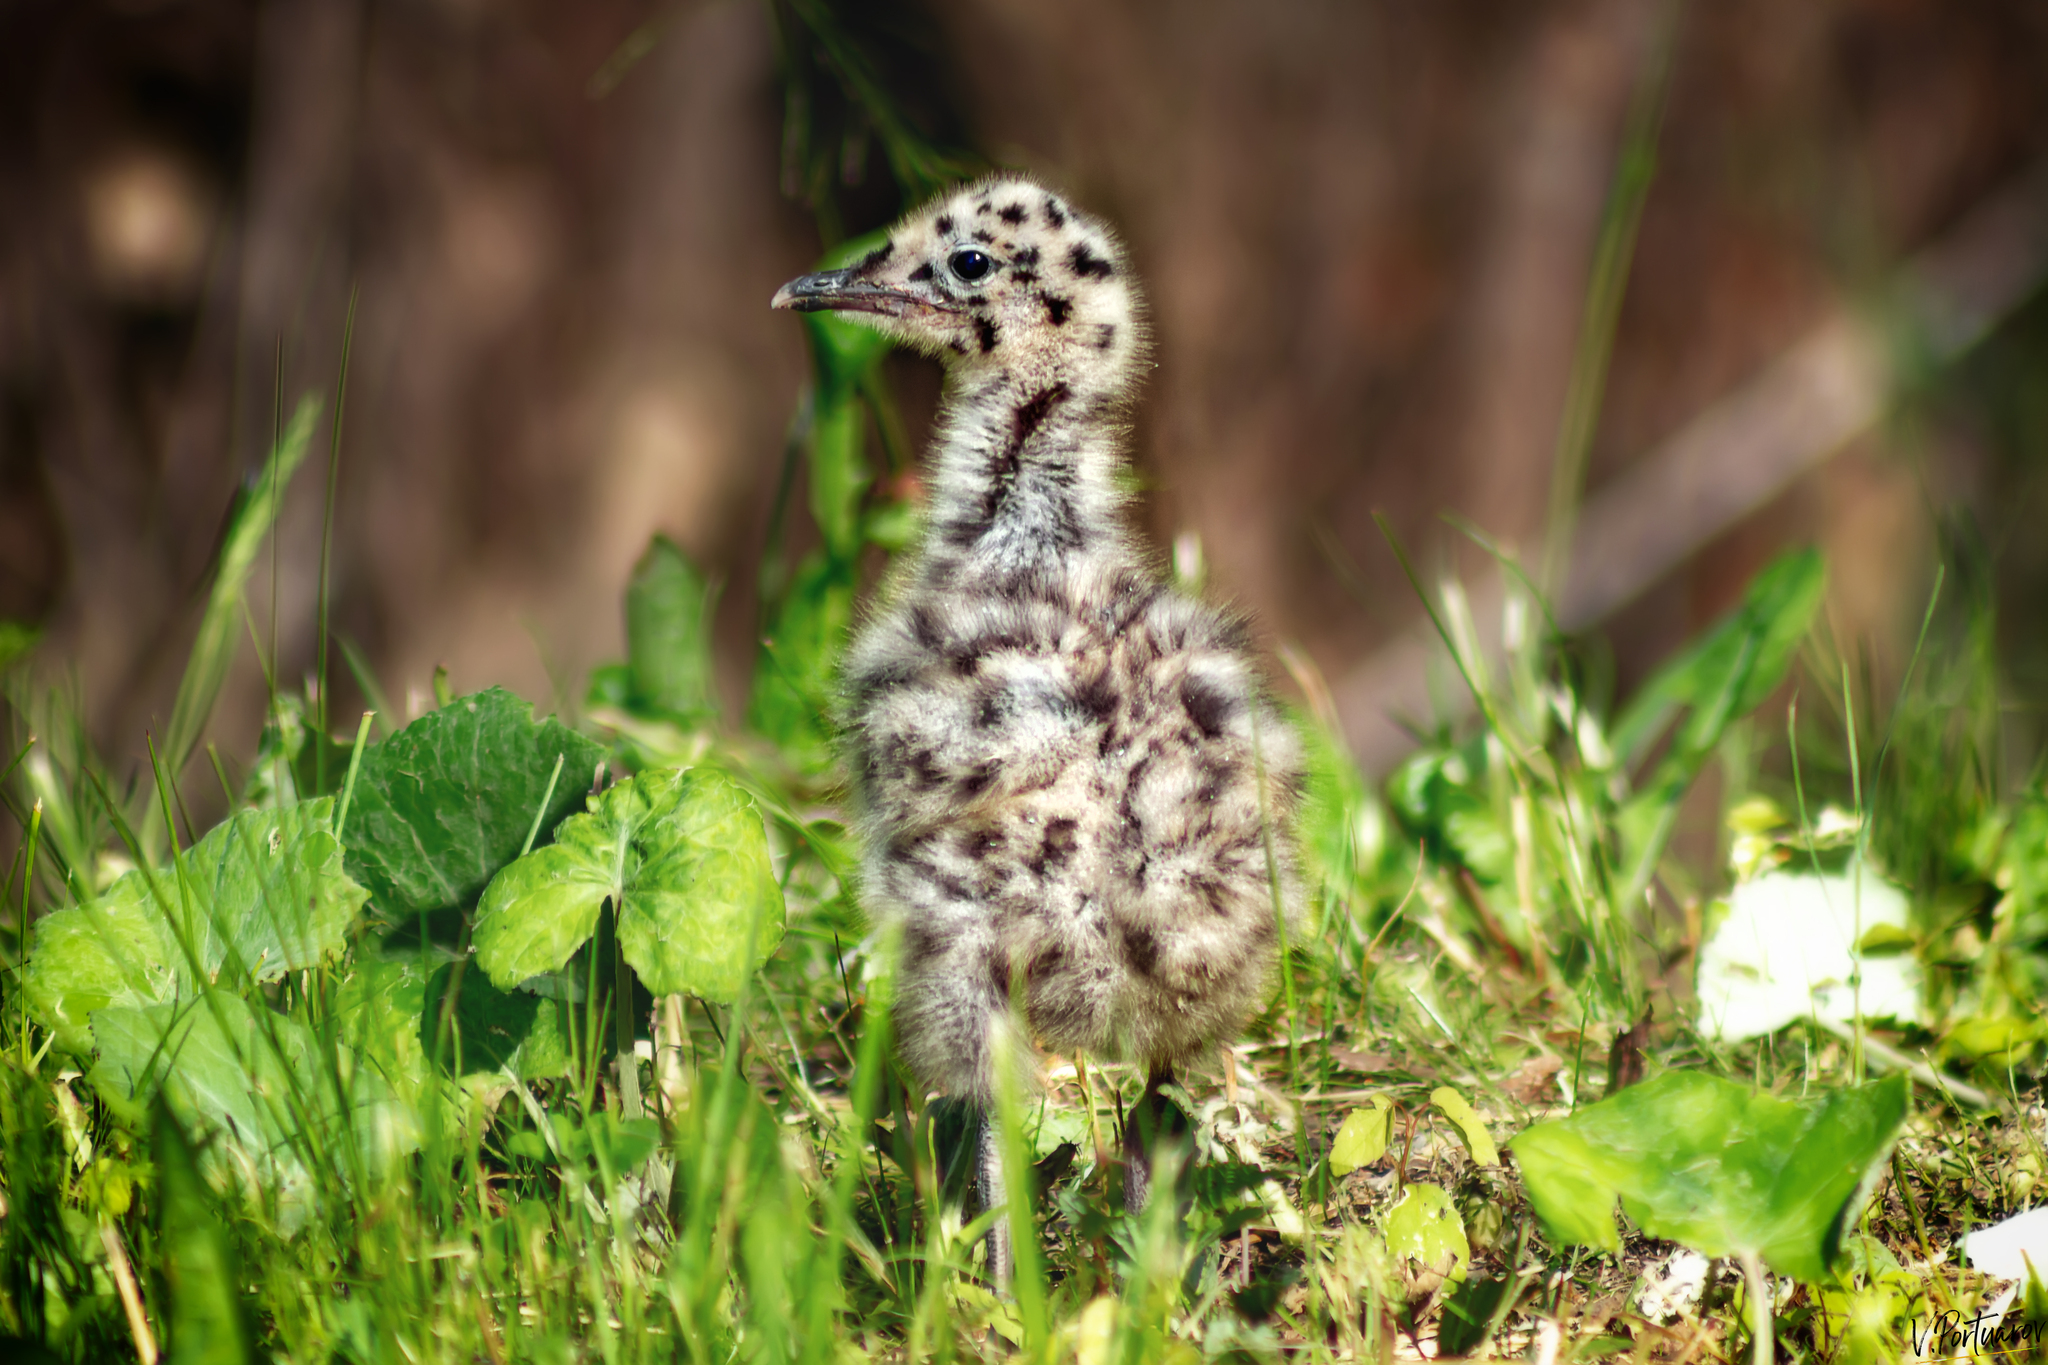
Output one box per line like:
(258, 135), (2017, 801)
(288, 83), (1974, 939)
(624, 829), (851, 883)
(773, 175), (1304, 1281)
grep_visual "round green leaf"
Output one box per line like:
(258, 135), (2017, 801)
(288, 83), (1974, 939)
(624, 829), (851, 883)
(1430, 1086), (1500, 1166)
(621, 768), (785, 1000)
(1330, 1096), (1392, 1176)
(343, 687), (605, 917)
(1385, 1183), (1469, 1294)
(472, 766), (785, 1002)
(25, 799), (367, 1054)
(1510, 1070), (1909, 1282)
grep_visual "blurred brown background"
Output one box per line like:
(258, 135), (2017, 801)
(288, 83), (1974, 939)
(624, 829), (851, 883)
(3, 0), (2046, 793)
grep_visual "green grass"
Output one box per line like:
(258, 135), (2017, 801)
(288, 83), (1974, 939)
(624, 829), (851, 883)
(3, 448), (2046, 1362)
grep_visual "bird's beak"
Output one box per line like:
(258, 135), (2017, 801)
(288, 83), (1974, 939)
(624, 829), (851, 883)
(772, 267), (935, 317)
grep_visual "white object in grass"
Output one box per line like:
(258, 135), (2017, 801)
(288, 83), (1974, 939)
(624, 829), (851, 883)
(1695, 864), (1918, 1042)
(1635, 1248), (1711, 1323)
(1963, 1206), (2048, 1282)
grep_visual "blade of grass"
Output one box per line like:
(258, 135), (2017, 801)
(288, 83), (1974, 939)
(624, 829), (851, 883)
(1539, 0), (1682, 596)
(314, 288), (360, 793)
(148, 396), (324, 857)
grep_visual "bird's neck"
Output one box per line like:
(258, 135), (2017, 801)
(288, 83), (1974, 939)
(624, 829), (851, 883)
(917, 361), (1133, 586)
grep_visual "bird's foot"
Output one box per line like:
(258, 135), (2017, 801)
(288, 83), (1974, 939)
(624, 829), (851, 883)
(1121, 1066), (1193, 1215)
(975, 1111), (1015, 1289)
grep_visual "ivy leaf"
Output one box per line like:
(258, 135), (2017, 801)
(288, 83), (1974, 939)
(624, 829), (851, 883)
(1329, 1096), (1393, 1176)
(472, 766), (785, 1002)
(1510, 1070), (1908, 1282)
(24, 799), (366, 1054)
(343, 687), (605, 918)
(1430, 1086), (1500, 1166)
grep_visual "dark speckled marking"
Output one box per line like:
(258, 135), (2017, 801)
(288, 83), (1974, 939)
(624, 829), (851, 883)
(908, 262), (933, 282)
(904, 918), (943, 968)
(1070, 243), (1114, 279)
(998, 203), (1026, 225)
(909, 603), (944, 651)
(1014, 385), (1066, 445)
(857, 241), (893, 271)
(1181, 675), (1235, 738)
(935, 214), (954, 235)
(1044, 199), (1066, 228)
(1014, 245), (1040, 267)
(975, 316), (999, 353)
(1072, 669), (1117, 723)
(1045, 295), (1071, 326)
(1120, 922), (1159, 977)
(959, 761), (997, 798)
(971, 229), (995, 244)
(1030, 817), (1079, 877)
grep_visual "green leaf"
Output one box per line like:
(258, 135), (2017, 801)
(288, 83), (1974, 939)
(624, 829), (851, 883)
(747, 552), (855, 775)
(343, 687), (606, 918)
(330, 956), (437, 1159)
(1329, 1096), (1393, 1176)
(472, 766), (785, 1002)
(1612, 548), (1827, 768)
(23, 874), (181, 1055)
(24, 799), (367, 1053)
(580, 1110), (662, 1188)
(1430, 1086), (1500, 1166)
(1384, 1183), (1469, 1293)
(1510, 1070), (1909, 1282)
(153, 1102), (254, 1365)
(624, 536), (720, 724)
(1438, 1275), (1517, 1357)
(1613, 548), (1826, 895)
(419, 962), (571, 1080)
(95, 996), (324, 1223)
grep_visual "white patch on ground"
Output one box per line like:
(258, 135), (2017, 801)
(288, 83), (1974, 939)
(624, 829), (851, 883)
(1963, 1206), (2048, 1282)
(1634, 1249), (1711, 1323)
(1695, 864), (1919, 1041)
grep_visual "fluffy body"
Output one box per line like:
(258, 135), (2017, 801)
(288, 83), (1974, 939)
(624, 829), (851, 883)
(780, 175), (1305, 1107)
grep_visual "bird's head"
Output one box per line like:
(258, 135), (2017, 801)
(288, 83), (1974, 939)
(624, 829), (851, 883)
(772, 175), (1142, 386)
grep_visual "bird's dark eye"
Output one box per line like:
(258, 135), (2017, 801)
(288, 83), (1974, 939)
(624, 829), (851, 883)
(949, 248), (995, 282)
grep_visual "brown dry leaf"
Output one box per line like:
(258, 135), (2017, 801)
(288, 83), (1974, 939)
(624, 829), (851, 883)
(1503, 1055), (1563, 1103)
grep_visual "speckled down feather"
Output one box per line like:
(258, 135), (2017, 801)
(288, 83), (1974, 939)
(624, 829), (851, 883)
(789, 175), (1306, 1104)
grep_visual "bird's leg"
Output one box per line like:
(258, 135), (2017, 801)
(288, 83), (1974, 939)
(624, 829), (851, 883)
(974, 1105), (1015, 1288)
(1121, 1065), (1189, 1215)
